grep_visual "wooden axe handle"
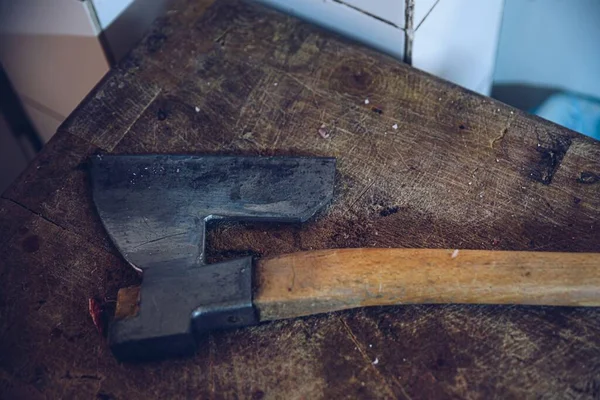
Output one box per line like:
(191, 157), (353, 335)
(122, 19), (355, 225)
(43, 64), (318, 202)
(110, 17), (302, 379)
(114, 249), (600, 322)
(254, 249), (600, 320)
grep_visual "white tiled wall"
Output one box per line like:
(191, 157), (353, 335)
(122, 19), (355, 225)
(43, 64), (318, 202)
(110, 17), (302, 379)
(258, 0), (407, 60)
(256, 0), (504, 95)
(414, 0), (504, 94)
(341, 0), (404, 27)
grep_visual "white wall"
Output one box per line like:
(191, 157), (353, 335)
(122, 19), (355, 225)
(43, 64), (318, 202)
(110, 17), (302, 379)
(0, 0), (100, 36)
(414, 0), (504, 94)
(0, 0), (109, 141)
(91, 0), (136, 30)
(494, 0), (600, 99)
(0, 0), (166, 142)
(255, 0), (504, 95)
(256, 0), (406, 58)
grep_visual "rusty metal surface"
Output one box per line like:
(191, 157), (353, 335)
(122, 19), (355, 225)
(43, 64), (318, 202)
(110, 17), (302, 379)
(1, 0), (600, 398)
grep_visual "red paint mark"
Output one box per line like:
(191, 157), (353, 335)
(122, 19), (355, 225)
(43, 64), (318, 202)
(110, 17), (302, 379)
(88, 298), (105, 337)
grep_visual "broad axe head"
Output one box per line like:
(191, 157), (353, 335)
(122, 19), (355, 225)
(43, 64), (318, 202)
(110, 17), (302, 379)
(91, 154), (335, 361)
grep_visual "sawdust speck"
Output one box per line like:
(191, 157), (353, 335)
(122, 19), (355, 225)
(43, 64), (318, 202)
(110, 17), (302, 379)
(318, 124), (330, 139)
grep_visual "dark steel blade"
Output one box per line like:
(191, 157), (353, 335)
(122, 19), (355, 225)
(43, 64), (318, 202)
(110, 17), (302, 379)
(91, 154), (336, 271)
(90, 154), (336, 361)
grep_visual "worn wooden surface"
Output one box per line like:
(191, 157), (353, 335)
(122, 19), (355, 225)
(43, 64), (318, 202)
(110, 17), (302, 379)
(1, 0), (600, 398)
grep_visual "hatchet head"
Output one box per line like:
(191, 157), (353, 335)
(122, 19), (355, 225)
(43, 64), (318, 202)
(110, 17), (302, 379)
(91, 154), (335, 361)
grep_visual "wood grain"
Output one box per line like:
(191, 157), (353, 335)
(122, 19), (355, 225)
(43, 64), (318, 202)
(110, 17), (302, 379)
(115, 248), (600, 321)
(256, 248), (600, 320)
(114, 285), (140, 320)
(1, 0), (600, 398)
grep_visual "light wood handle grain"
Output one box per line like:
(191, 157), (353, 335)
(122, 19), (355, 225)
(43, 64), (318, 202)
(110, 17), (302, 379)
(255, 248), (600, 321)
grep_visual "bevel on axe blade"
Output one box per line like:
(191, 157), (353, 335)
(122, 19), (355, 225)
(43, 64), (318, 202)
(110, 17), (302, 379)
(90, 154), (336, 361)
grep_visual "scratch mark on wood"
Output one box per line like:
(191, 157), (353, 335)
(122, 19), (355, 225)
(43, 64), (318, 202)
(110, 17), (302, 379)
(214, 27), (233, 43)
(490, 115), (515, 149)
(281, 73), (323, 110)
(346, 180), (376, 215)
(1, 197), (68, 233)
(114, 88), (162, 151)
(339, 318), (409, 399)
(490, 128), (508, 149)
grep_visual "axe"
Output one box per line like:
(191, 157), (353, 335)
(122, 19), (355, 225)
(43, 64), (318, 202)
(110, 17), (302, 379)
(91, 154), (600, 362)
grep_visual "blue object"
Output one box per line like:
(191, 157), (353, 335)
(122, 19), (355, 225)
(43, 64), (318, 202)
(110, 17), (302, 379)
(535, 93), (600, 140)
